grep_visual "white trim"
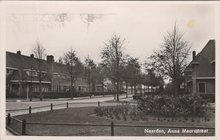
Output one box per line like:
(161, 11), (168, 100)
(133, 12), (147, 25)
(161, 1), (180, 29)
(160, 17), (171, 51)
(210, 60), (215, 64)
(77, 85), (89, 87)
(23, 69), (48, 73)
(10, 80), (51, 84)
(6, 67), (18, 70)
(192, 77), (215, 80)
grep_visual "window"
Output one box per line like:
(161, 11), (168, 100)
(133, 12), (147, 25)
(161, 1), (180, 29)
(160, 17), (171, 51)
(211, 63), (215, 74)
(198, 82), (206, 94)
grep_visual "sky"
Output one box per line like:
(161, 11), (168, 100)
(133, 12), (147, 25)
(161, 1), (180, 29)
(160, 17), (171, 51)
(5, 2), (216, 65)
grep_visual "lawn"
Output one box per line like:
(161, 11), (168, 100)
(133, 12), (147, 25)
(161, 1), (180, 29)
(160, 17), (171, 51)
(8, 106), (215, 136)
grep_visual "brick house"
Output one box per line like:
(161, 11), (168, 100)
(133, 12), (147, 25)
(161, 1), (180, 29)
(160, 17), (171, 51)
(6, 51), (103, 97)
(184, 40), (215, 95)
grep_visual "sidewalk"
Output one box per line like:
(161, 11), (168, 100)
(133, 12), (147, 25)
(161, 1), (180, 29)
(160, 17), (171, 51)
(6, 95), (113, 102)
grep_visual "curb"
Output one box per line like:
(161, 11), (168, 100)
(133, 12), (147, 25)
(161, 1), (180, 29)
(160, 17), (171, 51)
(6, 95), (114, 103)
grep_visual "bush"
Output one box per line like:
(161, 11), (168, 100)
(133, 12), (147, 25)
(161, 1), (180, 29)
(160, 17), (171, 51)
(94, 104), (130, 120)
(137, 94), (207, 117)
(7, 91), (126, 99)
(200, 94), (215, 103)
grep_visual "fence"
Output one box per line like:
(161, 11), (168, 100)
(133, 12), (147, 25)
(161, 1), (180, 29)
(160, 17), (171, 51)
(6, 100), (132, 136)
(6, 100), (135, 116)
(6, 100), (214, 136)
(6, 113), (215, 136)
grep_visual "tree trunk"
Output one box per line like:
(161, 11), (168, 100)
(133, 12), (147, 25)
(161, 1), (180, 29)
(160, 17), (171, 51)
(173, 78), (178, 95)
(134, 83), (137, 95)
(29, 84), (32, 101)
(116, 80), (120, 101)
(39, 81), (42, 101)
(131, 85), (134, 95)
(70, 78), (73, 100)
(126, 82), (128, 98)
(88, 73), (91, 93)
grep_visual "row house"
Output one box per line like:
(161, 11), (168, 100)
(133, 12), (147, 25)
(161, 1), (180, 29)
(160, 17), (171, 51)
(6, 51), (102, 97)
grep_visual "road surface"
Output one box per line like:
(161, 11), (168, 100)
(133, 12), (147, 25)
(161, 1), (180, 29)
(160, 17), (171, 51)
(6, 94), (134, 116)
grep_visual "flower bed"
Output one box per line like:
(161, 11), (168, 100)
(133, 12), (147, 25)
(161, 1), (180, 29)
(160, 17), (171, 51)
(94, 95), (214, 127)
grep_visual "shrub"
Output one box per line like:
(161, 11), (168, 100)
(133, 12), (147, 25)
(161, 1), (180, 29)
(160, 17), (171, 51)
(137, 94), (207, 117)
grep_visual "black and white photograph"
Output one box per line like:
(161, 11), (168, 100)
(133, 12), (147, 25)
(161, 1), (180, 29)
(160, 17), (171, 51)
(0, 1), (219, 139)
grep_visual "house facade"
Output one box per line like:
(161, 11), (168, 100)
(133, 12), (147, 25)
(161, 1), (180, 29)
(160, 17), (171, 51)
(6, 51), (103, 97)
(184, 40), (215, 95)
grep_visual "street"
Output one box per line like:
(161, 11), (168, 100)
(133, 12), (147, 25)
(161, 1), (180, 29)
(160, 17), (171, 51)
(6, 94), (133, 116)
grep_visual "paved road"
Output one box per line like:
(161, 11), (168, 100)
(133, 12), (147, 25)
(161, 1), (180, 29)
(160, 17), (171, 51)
(6, 94), (134, 116)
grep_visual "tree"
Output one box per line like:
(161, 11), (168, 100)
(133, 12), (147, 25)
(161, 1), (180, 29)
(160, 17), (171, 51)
(63, 48), (83, 99)
(146, 23), (190, 95)
(101, 34), (127, 101)
(32, 40), (46, 101)
(84, 56), (97, 93)
(96, 64), (106, 93)
(122, 57), (141, 96)
(144, 68), (164, 93)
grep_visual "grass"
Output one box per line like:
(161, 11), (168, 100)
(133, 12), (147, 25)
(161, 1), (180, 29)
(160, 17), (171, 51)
(8, 107), (215, 136)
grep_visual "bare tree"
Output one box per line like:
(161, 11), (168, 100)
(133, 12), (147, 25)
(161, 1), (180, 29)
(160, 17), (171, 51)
(32, 40), (46, 101)
(101, 34), (127, 101)
(84, 56), (97, 94)
(146, 23), (190, 95)
(63, 48), (83, 99)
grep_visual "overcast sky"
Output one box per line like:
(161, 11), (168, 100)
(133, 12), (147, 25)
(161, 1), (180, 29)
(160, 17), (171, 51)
(5, 2), (215, 64)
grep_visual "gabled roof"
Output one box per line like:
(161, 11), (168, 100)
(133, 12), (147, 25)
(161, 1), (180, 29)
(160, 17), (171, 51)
(6, 51), (69, 75)
(6, 52), (49, 71)
(185, 40), (215, 77)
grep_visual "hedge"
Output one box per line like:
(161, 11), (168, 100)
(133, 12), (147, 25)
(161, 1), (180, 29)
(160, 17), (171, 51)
(6, 91), (126, 99)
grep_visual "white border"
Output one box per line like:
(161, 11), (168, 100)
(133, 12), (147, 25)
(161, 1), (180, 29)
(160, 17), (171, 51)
(1, 1), (220, 140)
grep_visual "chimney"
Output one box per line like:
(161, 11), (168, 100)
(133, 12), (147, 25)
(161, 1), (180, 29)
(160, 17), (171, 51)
(17, 50), (21, 55)
(47, 55), (54, 78)
(30, 54), (34, 58)
(192, 51), (196, 60)
(47, 55), (54, 63)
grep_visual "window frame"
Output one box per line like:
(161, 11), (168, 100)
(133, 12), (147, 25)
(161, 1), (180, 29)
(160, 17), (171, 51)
(197, 82), (206, 94)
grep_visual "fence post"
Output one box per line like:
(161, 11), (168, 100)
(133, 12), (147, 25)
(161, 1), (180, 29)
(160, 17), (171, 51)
(66, 102), (68, 108)
(98, 101), (100, 107)
(111, 121), (114, 136)
(29, 106), (31, 114)
(51, 104), (53, 110)
(7, 113), (11, 126)
(22, 119), (26, 135)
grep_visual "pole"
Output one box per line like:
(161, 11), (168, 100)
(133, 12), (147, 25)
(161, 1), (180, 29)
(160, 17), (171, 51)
(22, 119), (26, 135)
(111, 121), (114, 136)
(29, 106), (31, 114)
(7, 113), (11, 126)
(51, 104), (53, 110)
(98, 101), (100, 107)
